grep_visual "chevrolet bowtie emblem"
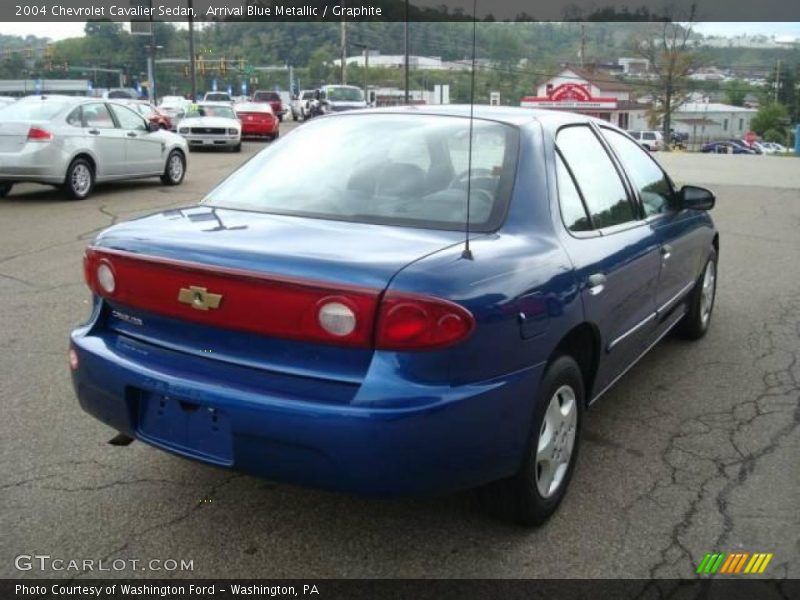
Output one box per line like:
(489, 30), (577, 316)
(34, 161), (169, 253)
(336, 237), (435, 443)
(177, 286), (223, 311)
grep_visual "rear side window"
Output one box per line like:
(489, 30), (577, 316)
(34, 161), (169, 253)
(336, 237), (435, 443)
(555, 153), (591, 232)
(556, 126), (635, 229)
(83, 103), (115, 129)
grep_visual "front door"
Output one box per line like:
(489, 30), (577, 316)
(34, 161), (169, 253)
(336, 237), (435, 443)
(599, 127), (702, 318)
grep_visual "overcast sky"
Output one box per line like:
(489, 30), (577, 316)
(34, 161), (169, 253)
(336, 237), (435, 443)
(3, 21), (800, 42)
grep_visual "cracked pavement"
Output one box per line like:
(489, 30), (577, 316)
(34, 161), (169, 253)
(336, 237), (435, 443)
(1, 137), (798, 580)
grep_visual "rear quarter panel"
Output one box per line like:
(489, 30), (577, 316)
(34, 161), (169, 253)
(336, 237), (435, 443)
(382, 121), (583, 387)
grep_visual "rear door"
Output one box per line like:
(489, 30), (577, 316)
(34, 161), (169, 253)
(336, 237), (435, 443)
(600, 127), (704, 318)
(81, 102), (126, 177)
(554, 124), (661, 395)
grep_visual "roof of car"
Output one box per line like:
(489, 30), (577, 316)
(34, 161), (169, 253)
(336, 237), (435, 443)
(344, 104), (602, 127)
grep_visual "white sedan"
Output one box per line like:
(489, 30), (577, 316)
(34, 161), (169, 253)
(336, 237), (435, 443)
(177, 103), (242, 152)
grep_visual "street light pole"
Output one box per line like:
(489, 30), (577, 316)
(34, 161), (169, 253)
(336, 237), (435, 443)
(188, 0), (196, 100)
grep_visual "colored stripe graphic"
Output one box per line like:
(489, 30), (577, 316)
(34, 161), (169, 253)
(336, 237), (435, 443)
(697, 552), (773, 575)
(758, 554), (773, 573)
(734, 553), (750, 573)
(719, 553), (736, 574)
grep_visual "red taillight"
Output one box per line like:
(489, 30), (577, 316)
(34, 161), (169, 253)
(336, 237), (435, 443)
(27, 127), (54, 142)
(376, 292), (475, 350)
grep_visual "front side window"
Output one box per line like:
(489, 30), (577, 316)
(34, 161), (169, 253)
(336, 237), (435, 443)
(110, 104), (147, 131)
(602, 129), (675, 217)
(204, 114), (518, 232)
(556, 126), (635, 229)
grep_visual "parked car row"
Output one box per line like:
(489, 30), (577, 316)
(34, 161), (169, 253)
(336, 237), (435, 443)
(0, 95), (188, 200)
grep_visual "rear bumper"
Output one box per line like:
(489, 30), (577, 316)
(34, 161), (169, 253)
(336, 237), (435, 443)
(70, 327), (544, 495)
(241, 123), (278, 137)
(0, 145), (67, 184)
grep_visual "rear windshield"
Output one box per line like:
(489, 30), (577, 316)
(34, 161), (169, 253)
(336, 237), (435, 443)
(205, 93), (230, 102)
(187, 105), (236, 119)
(236, 103), (272, 114)
(0, 100), (70, 121)
(254, 92), (280, 102)
(204, 114), (518, 232)
(325, 87), (364, 102)
(301, 91), (315, 100)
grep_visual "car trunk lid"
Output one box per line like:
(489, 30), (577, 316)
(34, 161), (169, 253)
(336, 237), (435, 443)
(0, 121), (35, 152)
(88, 206), (465, 384)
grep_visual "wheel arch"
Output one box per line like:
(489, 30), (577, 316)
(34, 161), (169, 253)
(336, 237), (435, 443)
(68, 151), (97, 175)
(548, 322), (601, 405)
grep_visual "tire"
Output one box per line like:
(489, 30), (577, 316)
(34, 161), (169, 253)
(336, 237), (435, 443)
(0, 182), (13, 198)
(677, 248), (717, 340)
(232, 143), (242, 153)
(482, 355), (584, 526)
(160, 150), (185, 186)
(63, 157), (95, 200)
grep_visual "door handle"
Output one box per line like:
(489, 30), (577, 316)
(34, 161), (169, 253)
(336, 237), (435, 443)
(587, 273), (607, 296)
(661, 244), (673, 260)
(88, 129), (100, 135)
(126, 132), (138, 138)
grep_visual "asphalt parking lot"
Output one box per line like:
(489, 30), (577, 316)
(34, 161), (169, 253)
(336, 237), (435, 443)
(1, 124), (798, 579)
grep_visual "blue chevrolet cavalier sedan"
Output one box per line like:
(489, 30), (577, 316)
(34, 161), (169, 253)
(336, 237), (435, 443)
(70, 106), (718, 524)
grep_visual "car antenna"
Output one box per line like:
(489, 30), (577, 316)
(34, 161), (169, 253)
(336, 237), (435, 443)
(461, 0), (478, 261)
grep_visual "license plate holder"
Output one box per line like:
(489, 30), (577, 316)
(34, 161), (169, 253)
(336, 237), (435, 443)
(137, 393), (233, 465)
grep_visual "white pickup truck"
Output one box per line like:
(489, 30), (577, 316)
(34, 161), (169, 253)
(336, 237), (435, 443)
(290, 90), (317, 121)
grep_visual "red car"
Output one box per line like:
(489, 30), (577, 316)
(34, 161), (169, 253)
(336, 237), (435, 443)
(118, 100), (173, 130)
(235, 102), (280, 140)
(252, 91), (283, 121)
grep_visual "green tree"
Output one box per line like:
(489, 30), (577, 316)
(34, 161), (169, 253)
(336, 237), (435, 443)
(724, 79), (748, 107)
(751, 103), (790, 143)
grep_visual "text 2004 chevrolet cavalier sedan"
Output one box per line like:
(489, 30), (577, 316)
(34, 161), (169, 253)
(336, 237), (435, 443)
(70, 106), (718, 525)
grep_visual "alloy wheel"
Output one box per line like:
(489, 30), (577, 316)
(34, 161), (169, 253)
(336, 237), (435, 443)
(535, 385), (578, 498)
(71, 164), (92, 197)
(700, 260), (716, 326)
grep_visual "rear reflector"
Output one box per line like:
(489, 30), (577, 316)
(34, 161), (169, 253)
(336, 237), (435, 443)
(27, 127), (54, 142)
(83, 247), (474, 351)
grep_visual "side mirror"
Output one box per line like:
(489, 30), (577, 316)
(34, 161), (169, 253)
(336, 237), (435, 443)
(147, 121), (160, 132)
(679, 185), (715, 211)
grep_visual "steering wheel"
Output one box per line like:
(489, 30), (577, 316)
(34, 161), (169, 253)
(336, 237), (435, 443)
(449, 168), (494, 189)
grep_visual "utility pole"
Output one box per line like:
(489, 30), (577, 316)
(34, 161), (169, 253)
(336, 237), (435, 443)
(340, 11), (347, 85)
(404, 0), (410, 104)
(774, 59), (781, 104)
(352, 42), (369, 103)
(580, 24), (586, 67)
(188, 0), (196, 100)
(145, 0), (156, 102)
